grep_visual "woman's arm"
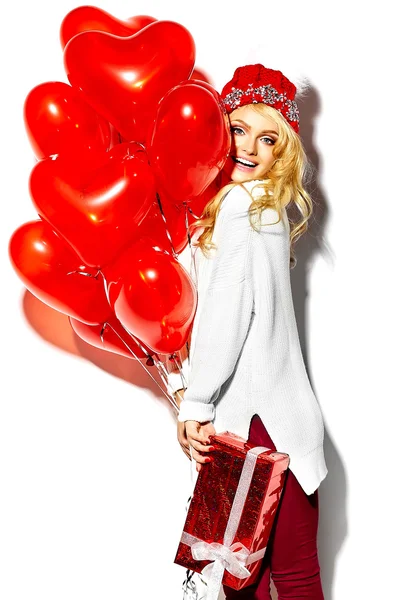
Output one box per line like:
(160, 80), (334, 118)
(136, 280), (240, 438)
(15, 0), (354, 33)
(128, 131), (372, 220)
(177, 185), (254, 424)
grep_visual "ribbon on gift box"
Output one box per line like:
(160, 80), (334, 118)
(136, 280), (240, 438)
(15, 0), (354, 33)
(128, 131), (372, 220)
(180, 445), (269, 600)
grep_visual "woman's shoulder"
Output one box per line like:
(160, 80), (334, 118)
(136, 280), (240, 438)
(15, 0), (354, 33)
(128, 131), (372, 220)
(220, 179), (272, 205)
(218, 180), (261, 216)
(220, 180), (286, 228)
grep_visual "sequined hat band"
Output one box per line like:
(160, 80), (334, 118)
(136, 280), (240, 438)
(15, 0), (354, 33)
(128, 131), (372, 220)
(221, 64), (300, 133)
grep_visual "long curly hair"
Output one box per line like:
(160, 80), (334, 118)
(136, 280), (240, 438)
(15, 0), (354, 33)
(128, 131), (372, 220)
(190, 103), (314, 268)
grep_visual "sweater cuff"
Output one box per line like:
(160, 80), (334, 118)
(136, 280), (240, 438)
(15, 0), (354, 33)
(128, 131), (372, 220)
(178, 400), (215, 423)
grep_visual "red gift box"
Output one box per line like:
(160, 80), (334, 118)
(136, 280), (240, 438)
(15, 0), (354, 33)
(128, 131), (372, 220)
(174, 431), (290, 599)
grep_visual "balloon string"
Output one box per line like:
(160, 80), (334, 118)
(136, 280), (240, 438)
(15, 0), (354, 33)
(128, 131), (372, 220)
(84, 194), (203, 406)
(170, 351), (188, 390)
(113, 319), (180, 395)
(95, 268), (183, 408)
(104, 320), (180, 413)
(66, 266), (183, 411)
(187, 206), (203, 220)
(154, 193), (200, 389)
(155, 192), (179, 260)
(66, 270), (96, 277)
(66, 269), (102, 280)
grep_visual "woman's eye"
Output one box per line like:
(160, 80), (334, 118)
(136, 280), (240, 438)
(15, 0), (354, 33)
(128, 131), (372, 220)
(261, 136), (275, 145)
(231, 126), (244, 135)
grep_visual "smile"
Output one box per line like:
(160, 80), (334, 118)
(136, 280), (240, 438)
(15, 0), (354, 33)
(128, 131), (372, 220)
(233, 157), (257, 168)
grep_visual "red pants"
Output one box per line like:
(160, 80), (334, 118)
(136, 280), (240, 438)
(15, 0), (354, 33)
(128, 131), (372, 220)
(223, 414), (324, 600)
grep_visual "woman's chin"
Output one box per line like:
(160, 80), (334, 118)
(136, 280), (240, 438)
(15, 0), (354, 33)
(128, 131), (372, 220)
(231, 169), (259, 183)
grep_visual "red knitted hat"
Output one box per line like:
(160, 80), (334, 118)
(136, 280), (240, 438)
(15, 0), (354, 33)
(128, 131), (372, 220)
(221, 64), (300, 133)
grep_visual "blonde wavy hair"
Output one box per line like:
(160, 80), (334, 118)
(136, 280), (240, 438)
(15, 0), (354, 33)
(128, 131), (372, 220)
(190, 103), (314, 268)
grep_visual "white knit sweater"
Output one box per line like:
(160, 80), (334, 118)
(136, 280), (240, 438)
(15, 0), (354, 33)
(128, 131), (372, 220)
(166, 180), (328, 495)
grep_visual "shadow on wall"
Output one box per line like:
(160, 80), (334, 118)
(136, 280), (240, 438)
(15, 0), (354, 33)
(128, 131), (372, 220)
(289, 84), (347, 599)
(21, 290), (176, 420)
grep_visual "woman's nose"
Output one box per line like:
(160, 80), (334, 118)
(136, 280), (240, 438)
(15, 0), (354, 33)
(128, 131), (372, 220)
(241, 137), (257, 155)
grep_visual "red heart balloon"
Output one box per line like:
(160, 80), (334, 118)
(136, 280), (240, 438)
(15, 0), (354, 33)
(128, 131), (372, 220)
(9, 219), (110, 325)
(24, 81), (111, 160)
(63, 20), (196, 143)
(103, 237), (197, 354)
(148, 81), (231, 205)
(60, 6), (156, 48)
(69, 313), (154, 360)
(157, 169), (232, 255)
(29, 142), (156, 268)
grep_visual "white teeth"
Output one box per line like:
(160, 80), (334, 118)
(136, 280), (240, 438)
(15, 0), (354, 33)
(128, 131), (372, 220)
(235, 157), (256, 167)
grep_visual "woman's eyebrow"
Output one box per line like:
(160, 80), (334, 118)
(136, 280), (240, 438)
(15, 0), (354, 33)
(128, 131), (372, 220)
(261, 129), (278, 136)
(232, 119), (278, 136)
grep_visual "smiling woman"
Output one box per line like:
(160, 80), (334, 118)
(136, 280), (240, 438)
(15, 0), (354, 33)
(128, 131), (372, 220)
(196, 90), (312, 271)
(224, 107), (279, 181)
(170, 63), (327, 600)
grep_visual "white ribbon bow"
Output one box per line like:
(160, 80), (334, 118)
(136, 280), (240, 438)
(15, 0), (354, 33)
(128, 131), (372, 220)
(191, 540), (251, 579)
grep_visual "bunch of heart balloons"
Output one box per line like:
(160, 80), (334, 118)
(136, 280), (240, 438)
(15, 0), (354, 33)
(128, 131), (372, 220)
(8, 6), (232, 403)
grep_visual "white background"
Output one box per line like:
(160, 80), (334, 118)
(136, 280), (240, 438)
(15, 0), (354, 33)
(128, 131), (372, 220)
(1, 1), (399, 599)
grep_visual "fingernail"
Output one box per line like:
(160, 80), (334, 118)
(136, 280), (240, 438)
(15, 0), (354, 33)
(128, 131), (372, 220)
(205, 456), (213, 463)
(209, 446), (216, 451)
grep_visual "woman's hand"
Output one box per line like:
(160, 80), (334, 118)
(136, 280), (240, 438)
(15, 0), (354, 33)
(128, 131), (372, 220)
(175, 388), (216, 471)
(185, 420), (216, 473)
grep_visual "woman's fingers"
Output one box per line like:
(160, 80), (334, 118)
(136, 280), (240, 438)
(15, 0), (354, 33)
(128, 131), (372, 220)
(202, 422), (217, 439)
(189, 445), (212, 464)
(186, 438), (213, 454)
(185, 420), (211, 445)
(178, 420), (217, 468)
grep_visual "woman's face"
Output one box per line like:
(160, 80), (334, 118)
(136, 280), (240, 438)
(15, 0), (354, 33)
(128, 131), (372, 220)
(222, 104), (278, 183)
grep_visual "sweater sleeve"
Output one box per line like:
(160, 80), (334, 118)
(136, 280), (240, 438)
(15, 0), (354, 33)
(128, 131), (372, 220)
(177, 185), (254, 423)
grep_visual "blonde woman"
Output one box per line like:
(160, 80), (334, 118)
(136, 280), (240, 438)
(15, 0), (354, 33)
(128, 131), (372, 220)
(168, 64), (327, 599)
